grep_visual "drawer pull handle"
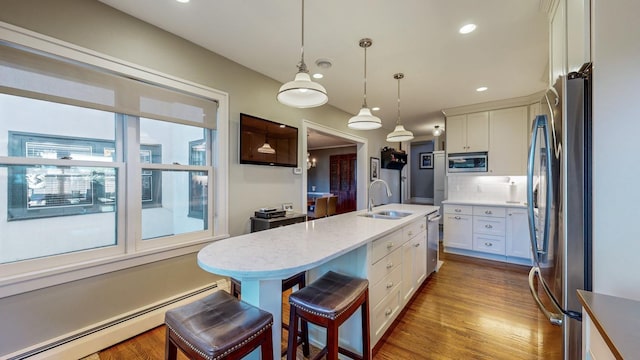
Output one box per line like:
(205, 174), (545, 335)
(454, 216), (461, 220)
(386, 262), (394, 269)
(414, 242), (420, 247)
(386, 282), (394, 289)
(485, 224), (493, 229)
(408, 231), (413, 237)
(485, 210), (492, 214)
(385, 308), (392, 316)
(484, 242), (493, 247)
(455, 208), (462, 213)
(386, 242), (394, 249)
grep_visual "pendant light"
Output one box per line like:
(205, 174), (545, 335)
(433, 125), (444, 137)
(386, 73), (414, 142)
(347, 38), (382, 130)
(277, 0), (328, 108)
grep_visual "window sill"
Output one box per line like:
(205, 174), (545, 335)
(0, 233), (230, 299)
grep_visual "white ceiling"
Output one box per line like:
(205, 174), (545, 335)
(99, 0), (549, 137)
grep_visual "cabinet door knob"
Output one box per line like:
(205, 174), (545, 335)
(386, 282), (394, 289)
(385, 308), (392, 316)
(386, 242), (394, 249)
(485, 224), (493, 229)
(386, 262), (394, 269)
(414, 242), (420, 247)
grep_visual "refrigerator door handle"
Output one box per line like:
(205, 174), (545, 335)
(527, 115), (543, 262)
(528, 266), (564, 326)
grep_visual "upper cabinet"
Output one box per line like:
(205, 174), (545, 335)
(446, 112), (489, 153)
(488, 106), (528, 175)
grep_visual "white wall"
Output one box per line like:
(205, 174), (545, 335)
(591, 0), (640, 300)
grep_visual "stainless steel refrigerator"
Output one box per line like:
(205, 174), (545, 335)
(526, 63), (592, 360)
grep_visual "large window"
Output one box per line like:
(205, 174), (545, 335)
(0, 31), (226, 290)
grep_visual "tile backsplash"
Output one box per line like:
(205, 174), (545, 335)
(447, 175), (527, 203)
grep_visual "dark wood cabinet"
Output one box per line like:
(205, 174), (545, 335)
(330, 154), (357, 214)
(250, 212), (307, 232)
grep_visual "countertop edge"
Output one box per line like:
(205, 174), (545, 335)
(197, 204), (439, 280)
(577, 289), (640, 360)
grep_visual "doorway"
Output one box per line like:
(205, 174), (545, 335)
(301, 121), (367, 213)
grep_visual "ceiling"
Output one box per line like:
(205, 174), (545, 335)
(99, 0), (549, 138)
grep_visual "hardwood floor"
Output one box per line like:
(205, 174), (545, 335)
(97, 248), (562, 359)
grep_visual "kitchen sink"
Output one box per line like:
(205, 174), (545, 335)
(358, 210), (413, 220)
(374, 210), (412, 218)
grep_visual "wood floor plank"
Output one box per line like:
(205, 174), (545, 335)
(97, 248), (562, 359)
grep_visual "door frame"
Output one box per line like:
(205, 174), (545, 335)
(301, 120), (368, 212)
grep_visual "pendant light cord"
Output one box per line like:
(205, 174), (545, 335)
(298, 0), (308, 73)
(362, 45), (368, 108)
(396, 76), (401, 125)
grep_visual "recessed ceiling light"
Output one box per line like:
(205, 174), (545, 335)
(371, 107), (380, 111)
(315, 58), (333, 69)
(176, 0), (190, 3)
(459, 24), (477, 34)
(476, 86), (488, 92)
(312, 73), (324, 79)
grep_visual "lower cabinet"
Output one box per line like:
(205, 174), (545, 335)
(443, 205), (473, 249)
(368, 216), (428, 345)
(444, 203), (532, 265)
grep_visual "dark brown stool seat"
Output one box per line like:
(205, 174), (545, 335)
(286, 270), (370, 360)
(230, 272), (310, 357)
(164, 290), (274, 360)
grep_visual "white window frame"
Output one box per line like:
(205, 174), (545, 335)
(0, 21), (230, 298)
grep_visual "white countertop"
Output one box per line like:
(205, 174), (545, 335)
(198, 203), (439, 280)
(442, 199), (528, 208)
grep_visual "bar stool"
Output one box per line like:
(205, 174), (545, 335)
(230, 272), (310, 357)
(286, 270), (370, 360)
(164, 290), (274, 360)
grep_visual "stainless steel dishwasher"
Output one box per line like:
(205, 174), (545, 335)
(427, 211), (441, 274)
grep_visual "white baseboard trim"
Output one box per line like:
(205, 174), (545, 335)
(3, 279), (229, 360)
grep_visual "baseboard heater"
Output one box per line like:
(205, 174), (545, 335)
(9, 282), (223, 360)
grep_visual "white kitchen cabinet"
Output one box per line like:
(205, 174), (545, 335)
(488, 106), (528, 175)
(401, 218), (427, 305)
(506, 208), (533, 262)
(446, 112), (489, 153)
(443, 205), (473, 250)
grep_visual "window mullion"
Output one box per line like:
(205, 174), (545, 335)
(124, 115), (141, 253)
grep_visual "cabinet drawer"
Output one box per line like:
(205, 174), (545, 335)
(371, 231), (403, 264)
(372, 286), (401, 340)
(443, 204), (472, 215)
(473, 206), (506, 218)
(403, 218), (426, 241)
(369, 247), (402, 285)
(473, 216), (506, 236)
(371, 266), (402, 307)
(473, 234), (506, 255)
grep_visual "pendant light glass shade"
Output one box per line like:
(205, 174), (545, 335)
(278, 72), (328, 108)
(386, 73), (414, 142)
(348, 107), (382, 130)
(433, 125), (444, 137)
(386, 124), (414, 142)
(348, 38), (382, 130)
(257, 142), (276, 154)
(277, 0), (328, 108)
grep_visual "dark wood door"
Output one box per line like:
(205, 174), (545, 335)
(329, 154), (357, 214)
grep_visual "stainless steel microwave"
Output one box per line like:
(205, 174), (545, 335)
(448, 152), (488, 173)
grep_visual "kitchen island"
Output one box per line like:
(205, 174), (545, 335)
(198, 203), (439, 358)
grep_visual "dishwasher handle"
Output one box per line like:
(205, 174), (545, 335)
(428, 215), (441, 222)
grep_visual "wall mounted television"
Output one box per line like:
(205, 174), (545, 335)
(239, 113), (298, 167)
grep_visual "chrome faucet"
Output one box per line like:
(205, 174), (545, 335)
(368, 179), (392, 213)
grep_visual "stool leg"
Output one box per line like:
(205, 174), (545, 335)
(165, 328), (177, 360)
(261, 326), (274, 360)
(326, 320), (340, 360)
(361, 290), (371, 360)
(286, 306), (299, 360)
(300, 317), (310, 356)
